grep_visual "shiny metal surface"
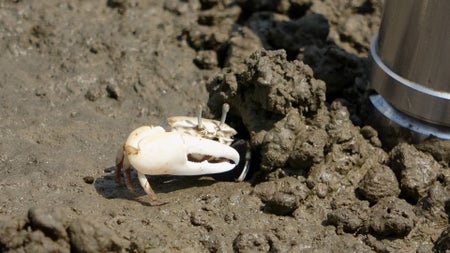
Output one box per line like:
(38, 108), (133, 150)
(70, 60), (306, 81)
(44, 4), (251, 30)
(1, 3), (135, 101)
(369, 94), (450, 143)
(370, 0), (450, 126)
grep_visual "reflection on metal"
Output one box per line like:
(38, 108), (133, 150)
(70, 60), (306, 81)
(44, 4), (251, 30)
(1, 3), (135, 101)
(369, 94), (450, 142)
(369, 0), (450, 139)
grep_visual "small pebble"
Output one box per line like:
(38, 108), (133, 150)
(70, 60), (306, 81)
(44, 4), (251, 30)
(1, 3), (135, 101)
(83, 176), (95, 184)
(85, 87), (101, 101)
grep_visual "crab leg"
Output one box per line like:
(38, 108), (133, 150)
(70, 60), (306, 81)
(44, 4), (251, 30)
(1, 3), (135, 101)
(115, 148), (136, 192)
(137, 171), (159, 201)
(123, 156), (134, 191)
(118, 148), (161, 202)
(115, 148), (124, 184)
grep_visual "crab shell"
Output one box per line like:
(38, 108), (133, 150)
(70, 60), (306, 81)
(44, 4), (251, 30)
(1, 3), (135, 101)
(167, 116), (237, 146)
(124, 126), (240, 176)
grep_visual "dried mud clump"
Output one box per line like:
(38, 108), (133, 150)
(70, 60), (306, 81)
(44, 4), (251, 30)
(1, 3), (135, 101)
(252, 176), (310, 215)
(389, 143), (442, 204)
(357, 164), (400, 203)
(327, 195), (418, 239)
(233, 230), (271, 253)
(327, 198), (370, 234)
(369, 197), (416, 237)
(68, 219), (123, 253)
(208, 48), (326, 172)
(305, 100), (384, 198)
(415, 138), (450, 167)
(0, 207), (125, 253)
(434, 226), (450, 252)
(288, 124), (328, 170)
(417, 182), (450, 222)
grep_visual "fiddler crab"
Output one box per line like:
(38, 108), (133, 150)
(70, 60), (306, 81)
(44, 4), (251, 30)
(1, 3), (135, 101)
(115, 103), (250, 204)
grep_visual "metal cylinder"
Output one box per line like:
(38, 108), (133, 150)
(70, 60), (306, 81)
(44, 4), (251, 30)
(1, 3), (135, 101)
(370, 0), (450, 127)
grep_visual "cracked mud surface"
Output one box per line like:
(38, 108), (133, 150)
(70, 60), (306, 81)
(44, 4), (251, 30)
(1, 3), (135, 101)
(1, 0), (450, 252)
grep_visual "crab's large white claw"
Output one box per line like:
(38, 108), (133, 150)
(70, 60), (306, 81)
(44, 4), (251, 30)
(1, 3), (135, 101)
(124, 126), (240, 176)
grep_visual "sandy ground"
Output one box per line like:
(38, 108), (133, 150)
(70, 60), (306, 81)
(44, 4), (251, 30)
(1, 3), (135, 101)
(1, 0), (450, 252)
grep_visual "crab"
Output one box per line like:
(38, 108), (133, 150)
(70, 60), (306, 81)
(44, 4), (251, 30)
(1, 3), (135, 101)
(115, 103), (249, 204)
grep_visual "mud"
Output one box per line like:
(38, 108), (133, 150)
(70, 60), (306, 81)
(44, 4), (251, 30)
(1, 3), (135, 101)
(1, 0), (450, 252)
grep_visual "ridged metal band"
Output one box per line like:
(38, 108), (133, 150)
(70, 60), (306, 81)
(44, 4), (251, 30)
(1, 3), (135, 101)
(370, 33), (450, 127)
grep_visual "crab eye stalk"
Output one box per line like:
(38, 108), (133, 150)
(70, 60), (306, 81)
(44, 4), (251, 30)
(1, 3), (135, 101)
(197, 104), (203, 130)
(219, 103), (230, 129)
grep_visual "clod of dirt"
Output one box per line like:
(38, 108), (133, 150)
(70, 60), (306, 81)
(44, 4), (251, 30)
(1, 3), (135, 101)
(242, 49), (326, 115)
(327, 198), (370, 234)
(302, 44), (368, 96)
(306, 100), (381, 197)
(369, 197), (416, 237)
(268, 13), (329, 55)
(434, 226), (450, 252)
(184, 20), (231, 51)
(253, 177), (310, 215)
(357, 164), (400, 203)
(197, 5), (241, 26)
(200, 233), (227, 252)
(209, 48), (325, 118)
(164, 0), (200, 15)
(0, 208), (71, 252)
(389, 143), (442, 204)
(24, 230), (69, 253)
(233, 230), (270, 253)
(308, 0), (382, 55)
(84, 87), (102, 102)
(83, 176), (95, 184)
(258, 110), (304, 171)
(360, 125), (382, 147)
(288, 125), (328, 170)
(417, 182), (450, 222)
(28, 207), (68, 241)
(0, 215), (28, 250)
(224, 27), (262, 71)
(67, 218), (123, 253)
(416, 138), (450, 167)
(264, 191), (300, 215)
(194, 50), (218, 69)
(337, 12), (374, 52)
(208, 49), (326, 172)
